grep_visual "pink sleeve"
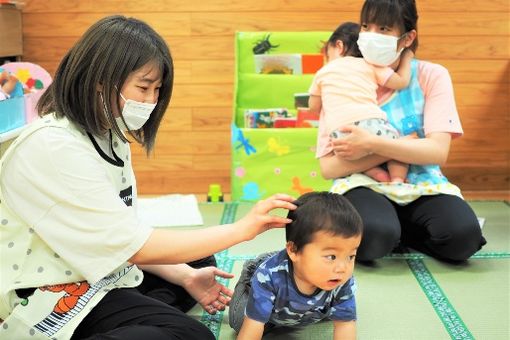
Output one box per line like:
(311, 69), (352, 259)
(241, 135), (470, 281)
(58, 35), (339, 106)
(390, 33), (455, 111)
(418, 61), (463, 138)
(371, 65), (395, 86)
(315, 111), (333, 158)
(309, 72), (322, 96)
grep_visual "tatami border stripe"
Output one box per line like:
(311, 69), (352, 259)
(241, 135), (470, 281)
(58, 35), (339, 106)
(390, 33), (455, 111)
(201, 253), (234, 339)
(407, 259), (474, 339)
(232, 253), (510, 260)
(385, 251), (510, 260)
(201, 202), (239, 339)
(220, 202), (239, 225)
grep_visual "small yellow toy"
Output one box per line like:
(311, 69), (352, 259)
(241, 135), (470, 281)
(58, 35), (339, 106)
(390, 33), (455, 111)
(207, 184), (224, 202)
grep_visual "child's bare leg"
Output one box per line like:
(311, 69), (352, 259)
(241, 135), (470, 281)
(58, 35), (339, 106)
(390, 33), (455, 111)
(388, 160), (408, 183)
(364, 166), (391, 182)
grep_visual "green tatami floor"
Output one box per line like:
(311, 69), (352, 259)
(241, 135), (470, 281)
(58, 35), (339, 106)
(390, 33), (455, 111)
(182, 201), (509, 340)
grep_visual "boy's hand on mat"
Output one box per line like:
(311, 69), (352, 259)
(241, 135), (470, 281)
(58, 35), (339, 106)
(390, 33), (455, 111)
(183, 266), (234, 315)
(235, 193), (296, 241)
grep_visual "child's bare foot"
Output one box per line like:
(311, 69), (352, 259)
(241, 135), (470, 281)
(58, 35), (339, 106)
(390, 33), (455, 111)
(364, 167), (391, 182)
(391, 177), (405, 183)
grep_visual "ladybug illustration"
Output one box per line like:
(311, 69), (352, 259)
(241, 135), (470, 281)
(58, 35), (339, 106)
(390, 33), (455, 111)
(253, 34), (279, 54)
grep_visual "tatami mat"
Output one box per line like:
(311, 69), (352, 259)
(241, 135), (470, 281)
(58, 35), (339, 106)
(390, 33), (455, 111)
(469, 201), (510, 251)
(426, 258), (510, 340)
(182, 201), (509, 339)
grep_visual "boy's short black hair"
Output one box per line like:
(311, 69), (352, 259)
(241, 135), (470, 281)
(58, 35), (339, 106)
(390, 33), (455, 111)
(285, 191), (363, 252)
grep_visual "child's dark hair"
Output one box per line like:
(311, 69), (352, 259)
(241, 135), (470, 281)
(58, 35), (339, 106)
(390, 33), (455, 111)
(37, 15), (173, 153)
(326, 22), (362, 58)
(360, 0), (419, 52)
(285, 192), (363, 252)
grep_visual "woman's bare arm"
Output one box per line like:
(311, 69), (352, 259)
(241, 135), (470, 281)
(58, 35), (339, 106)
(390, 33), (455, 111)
(368, 132), (450, 164)
(332, 126), (451, 164)
(319, 152), (388, 179)
(129, 194), (296, 265)
(321, 126), (451, 179)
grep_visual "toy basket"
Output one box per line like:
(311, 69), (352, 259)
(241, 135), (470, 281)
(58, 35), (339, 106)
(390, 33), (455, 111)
(0, 95), (25, 134)
(1, 62), (52, 123)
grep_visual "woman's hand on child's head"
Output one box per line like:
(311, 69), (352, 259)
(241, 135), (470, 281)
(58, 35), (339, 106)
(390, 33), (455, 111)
(235, 194), (296, 241)
(331, 125), (375, 160)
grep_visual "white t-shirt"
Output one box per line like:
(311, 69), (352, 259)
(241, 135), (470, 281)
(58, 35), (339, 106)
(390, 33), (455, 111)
(0, 114), (152, 338)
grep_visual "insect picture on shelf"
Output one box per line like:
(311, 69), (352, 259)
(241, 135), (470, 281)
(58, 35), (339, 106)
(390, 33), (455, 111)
(253, 34), (279, 54)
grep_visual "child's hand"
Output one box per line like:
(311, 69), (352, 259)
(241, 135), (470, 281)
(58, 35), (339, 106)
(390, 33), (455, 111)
(234, 194), (296, 241)
(331, 125), (376, 160)
(402, 48), (415, 60)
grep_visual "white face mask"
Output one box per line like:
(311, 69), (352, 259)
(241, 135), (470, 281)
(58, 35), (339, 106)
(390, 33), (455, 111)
(117, 92), (157, 131)
(357, 32), (406, 66)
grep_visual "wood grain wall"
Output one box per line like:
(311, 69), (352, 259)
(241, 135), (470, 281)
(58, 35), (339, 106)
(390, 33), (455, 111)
(20, 0), (509, 196)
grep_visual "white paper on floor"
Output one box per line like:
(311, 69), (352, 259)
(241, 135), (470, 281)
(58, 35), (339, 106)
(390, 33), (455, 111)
(137, 194), (204, 227)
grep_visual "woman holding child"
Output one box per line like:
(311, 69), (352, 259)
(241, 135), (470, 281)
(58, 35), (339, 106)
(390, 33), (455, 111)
(319, 0), (486, 262)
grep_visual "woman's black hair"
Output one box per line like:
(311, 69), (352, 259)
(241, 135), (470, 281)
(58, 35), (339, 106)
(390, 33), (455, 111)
(326, 22), (362, 58)
(37, 15), (173, 153)
(285, 192), (363, 252)
(360, 0), (419, 52)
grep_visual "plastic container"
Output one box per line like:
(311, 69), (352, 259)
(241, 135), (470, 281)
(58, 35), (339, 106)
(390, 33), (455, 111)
(1, 62), (52, 123)
(0, 95), (25, 133)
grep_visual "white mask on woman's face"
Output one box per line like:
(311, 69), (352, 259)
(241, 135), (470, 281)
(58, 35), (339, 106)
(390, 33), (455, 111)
(357, 31), (406, 66)
(117, 92), (157, 131)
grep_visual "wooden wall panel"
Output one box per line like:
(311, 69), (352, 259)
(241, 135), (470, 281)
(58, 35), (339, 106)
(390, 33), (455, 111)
(20, 0), (510, 13)
(20, 0), (510, 196)
(23, 35), (510, 63)
(31, 59), (510, 91)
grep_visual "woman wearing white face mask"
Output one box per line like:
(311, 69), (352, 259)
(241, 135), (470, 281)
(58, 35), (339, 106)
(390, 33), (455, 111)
(319, 0), (486, 264)
(310, 21), (414, 184)
(114, 87), (158, 131)
(0, 16), (296, 340)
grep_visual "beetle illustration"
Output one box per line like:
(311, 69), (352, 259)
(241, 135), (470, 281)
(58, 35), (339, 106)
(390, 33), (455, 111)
(253, 34), (279, 54)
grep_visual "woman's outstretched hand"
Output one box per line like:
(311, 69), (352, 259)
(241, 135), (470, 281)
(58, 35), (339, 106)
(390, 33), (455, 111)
(183, 266), (234, 315)
(330, 125), (375, 160)
(234, 193), (297, 241)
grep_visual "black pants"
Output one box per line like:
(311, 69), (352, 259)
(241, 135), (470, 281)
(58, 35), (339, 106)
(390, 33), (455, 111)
(344, 188), (486, 262)
(72, 256), (217, 340)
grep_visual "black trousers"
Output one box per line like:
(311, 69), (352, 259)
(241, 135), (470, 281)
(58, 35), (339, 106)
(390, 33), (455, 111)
(343, 188), (486, 262)
(72, 256), (217, 340)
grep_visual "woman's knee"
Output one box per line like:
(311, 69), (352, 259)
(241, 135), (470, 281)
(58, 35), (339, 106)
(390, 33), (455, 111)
(427, 221), (484, 261)
(181, 320), (216, 340)
(357, 220), (401, 261)
(344, 188), (401, 261)
(420, 196), (485, 261)
(188, 254), (217, 269)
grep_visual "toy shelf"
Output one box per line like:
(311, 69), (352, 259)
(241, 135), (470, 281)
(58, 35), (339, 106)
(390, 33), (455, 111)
(231, 32), (333, 201)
